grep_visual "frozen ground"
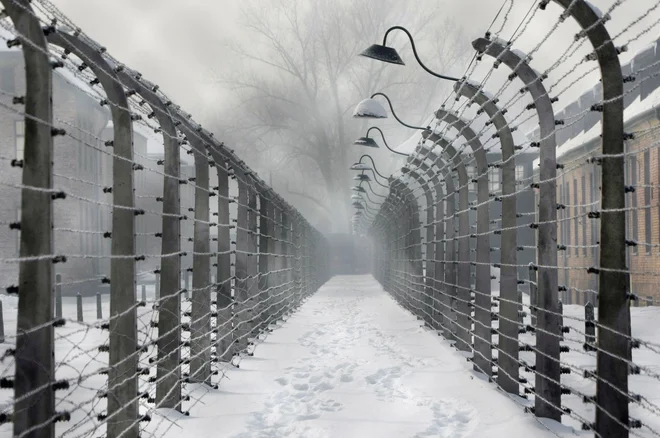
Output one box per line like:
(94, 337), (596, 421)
(2, 275), (658, 437)
(148, 276), (563, 438)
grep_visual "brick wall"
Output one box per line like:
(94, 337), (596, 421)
(554, 114), (660, 306)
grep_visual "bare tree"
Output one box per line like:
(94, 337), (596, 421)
(212, 0), (470, 231)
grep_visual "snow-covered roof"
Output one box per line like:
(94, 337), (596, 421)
(532, 83), (660, 169)
(394, 131), (423, 154)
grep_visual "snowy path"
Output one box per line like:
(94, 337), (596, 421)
(160, 275), (562, 438)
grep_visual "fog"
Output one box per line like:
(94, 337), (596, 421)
(50, 0), (660, 233)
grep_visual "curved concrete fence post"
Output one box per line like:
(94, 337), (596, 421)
(410, 156), (456, 340)
(390, 180), (410, 311)
(454, 80), (520, 394)
(211, 154), (233, 363)
(391, 180), (412, 310)
(422, 132), (472, 353)
(5, 1), (56, 436)
(47, 30), (139, 438)
(258, 191), (273, 330)
(171, 119), (211, 385)
(546, 1), (630, 434)
(233, 167), (250, 352)
(246, 179), (259, 338)
(116, 68), (182, 410)
(435, 108), (493, 379)
(407, 168), (435, 326)
(473, 36), (561, 420)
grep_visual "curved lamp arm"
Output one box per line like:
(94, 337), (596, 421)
(383, 26), (461, 82)
(365, 181), (387, 199)
(366, 126), (408, 157)
(371, 92), (427, 131)
(357, 154), (391, 187)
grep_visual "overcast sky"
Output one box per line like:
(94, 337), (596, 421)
(48, 0), (659, 128)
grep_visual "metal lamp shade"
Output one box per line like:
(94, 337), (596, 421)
(352, 98), (388, 119)
(359, 44), (405, 65)
(350, 163), (373, 171)
(354, 137), (379, 148)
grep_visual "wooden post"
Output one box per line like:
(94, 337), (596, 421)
(76, 293), (83, 322)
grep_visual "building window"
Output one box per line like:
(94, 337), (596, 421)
(515, 165), (525, 184)
(489, 168), (501, 192)
(574, 178), (579, 256)
(644, 150), (651, 255)
(1, 66), (15, 94)
(629, 156), (638, 255)
(581, 175), (587, 256)
(15, 120), (24, 160)
(466, 165), (477, 192)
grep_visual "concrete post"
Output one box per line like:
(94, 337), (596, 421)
(141, 285), (146, 304)
(47, 31), (139, 437)
(435, 109), (492, 375)
(282, 211), (293, 317)
(246, 184), (259, 339)
(76, 293), (83, 322)
(96, 292), (102, 320)
(408, 170), (435, 326)
(186, 135), (211, 384)
(0, 300), (4, 343)
(213, 158), (233, 362)
(473, 36), (561, 419)
(454, 81), (520, 394)
(6, 1), (56, 435)
(548, 1), (630, 434)
(234, 169), (250, 352)
(421, 133), (472, 353)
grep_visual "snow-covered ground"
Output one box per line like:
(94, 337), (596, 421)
(1, 275), (658, 437)
(145, 276), (565, 438)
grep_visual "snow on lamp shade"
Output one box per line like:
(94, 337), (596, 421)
(359, 44), (405, 65)
(354, 137), (379, 148)
(352, 186), (366, 193)
(353, 174), (371, 182)
(352, 98), (388, 119)
(350, 163), (372, 171)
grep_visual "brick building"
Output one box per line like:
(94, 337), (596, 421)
(0, 48), (149, 295)
(531, 37), (660, 306)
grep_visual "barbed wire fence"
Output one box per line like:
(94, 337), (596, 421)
(0, 0), (330, 437)
(362, 0), (660, 437)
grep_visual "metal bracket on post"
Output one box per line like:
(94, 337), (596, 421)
(472, 36), (561, 420)
(454, 80), (520, 395)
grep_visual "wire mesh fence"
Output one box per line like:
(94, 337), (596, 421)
(0, 1), (330, 437)
(361, 1), (660, 437)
